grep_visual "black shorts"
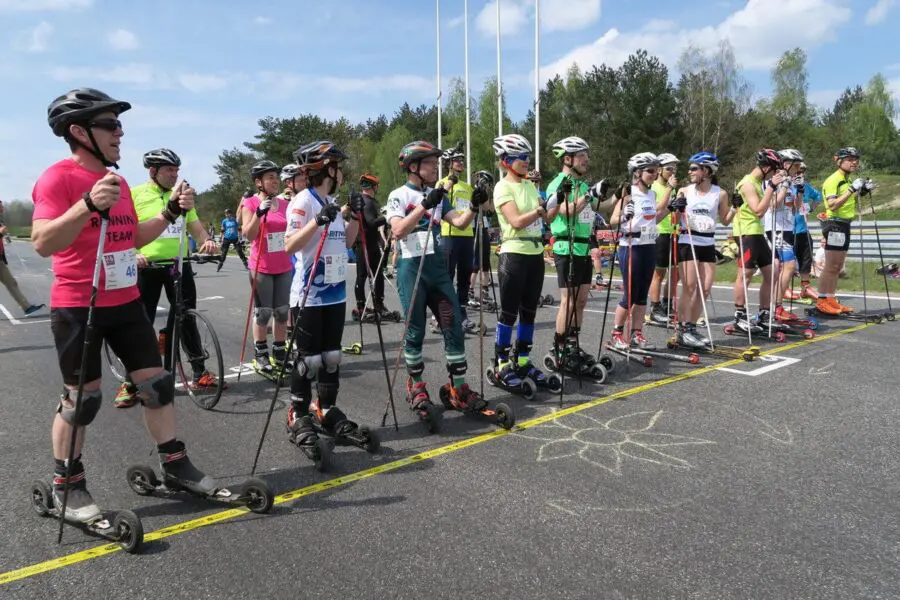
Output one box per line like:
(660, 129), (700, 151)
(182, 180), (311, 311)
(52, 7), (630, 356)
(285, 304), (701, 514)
(822, 219), (851, 252)
(554, 253), (592, 287)
(654, 233), (674, 269)
(793, 231), (813, 275)
(737, 235), (773, 270)
(290, 302), (345, 355)
(677, 243), (716, 263)
(472, 228), (491, 271)
(50, 299), (161, 386)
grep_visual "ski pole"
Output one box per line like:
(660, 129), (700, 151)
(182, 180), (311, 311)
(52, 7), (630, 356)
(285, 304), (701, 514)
(237, 205), (268, 382)
(665, 210), (676, 328)
(251, 221), (330, 475)
(734, 189), (754, 347)
(596, 187), (625, 360)
(856, 191), (869, 316)
(357, 211), (399, 430)
(58, 212), (110, 544)
(682, 207), (715, 351)
(865, 185), (894, 317)
(475, 206), (485, 400)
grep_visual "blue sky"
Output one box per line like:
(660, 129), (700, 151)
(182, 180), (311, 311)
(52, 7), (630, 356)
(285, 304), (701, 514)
(1, 0), (898, 201)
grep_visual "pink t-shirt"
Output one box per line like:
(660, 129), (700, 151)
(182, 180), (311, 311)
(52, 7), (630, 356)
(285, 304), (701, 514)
(32, 159), (140, 308)
(243, 194), (292, 274)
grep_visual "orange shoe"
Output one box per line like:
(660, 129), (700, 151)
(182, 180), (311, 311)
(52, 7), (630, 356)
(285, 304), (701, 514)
(775, 305), (800, 322)
(815, 297), (842, 316)
(800, 285), (819, 300)
(835, 300), (855, 314)
(188, 371), (226, 391)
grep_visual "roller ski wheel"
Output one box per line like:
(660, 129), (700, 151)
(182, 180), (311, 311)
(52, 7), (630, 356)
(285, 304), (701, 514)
(597, 353), (615, 374)
(342, 342), (363, 355)
(31, 479), (144, 553)
(125, 465), (276, 513)
(330, 424), (380, 454)
(438, 384), (515, 429)
(485, 366), (537, 401)
(314, 410), (381, 454)
(546, 372), (563, 393)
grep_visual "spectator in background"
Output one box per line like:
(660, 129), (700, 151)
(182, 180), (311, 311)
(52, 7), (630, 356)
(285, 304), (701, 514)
(0, 200), (45, 315)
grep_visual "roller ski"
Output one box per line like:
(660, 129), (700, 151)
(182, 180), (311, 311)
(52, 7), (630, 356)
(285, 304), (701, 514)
(125, 441), (274, 514)
(31, 468), (144, 553)
(406, 378), (442, 433)
(352, 305), (402, 324)
(537, 294), (555, 308)
(667, 336), (757, 362)
(438, 381), (515, 429)
(605, 341), (654, 367)
(252, 347), (288, 383)
(806, 305), (885, 324)
(310, 401), (380, 454)
(485, 360), (561, 401)
(750, 311), (816, 341)
(341, 342), (363, 355)
(543, 340), (611, 383)
(774, 307), (819, 330)
(630, 331), (701, 365)
(285, 405), (334, 472)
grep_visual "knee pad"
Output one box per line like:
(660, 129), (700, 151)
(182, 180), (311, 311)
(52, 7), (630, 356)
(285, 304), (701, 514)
(136, 371), (175, 408)
(273, 305), (289, 323)
(254, 306), (273, 326)
(447, 361), (467, 377)
(322, 349), (341, 374)
(57, 388), (103, 426)
(297, 354), (322, 380)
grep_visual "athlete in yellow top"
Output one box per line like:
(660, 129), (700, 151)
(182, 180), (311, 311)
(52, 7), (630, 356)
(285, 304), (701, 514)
(647, 153), (679, 325)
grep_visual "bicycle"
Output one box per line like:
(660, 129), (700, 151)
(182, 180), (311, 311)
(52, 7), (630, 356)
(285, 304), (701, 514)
(105, 254), (225, 410)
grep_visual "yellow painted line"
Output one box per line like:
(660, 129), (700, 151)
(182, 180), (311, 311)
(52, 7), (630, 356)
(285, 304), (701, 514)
(0, 322), (873, 585)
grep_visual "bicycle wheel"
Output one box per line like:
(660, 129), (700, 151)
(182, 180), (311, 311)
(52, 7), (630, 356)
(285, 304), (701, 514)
(104, 340), (128, 383)
(174, 309), (225, 410)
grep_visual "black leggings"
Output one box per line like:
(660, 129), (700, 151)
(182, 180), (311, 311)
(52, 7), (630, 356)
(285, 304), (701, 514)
(443, 236), (474, 316)
(219, 238), (247, 267)
(498, 253), (545, 326)
(616, 244), (656, 308)
(354, 240), (385, 308)
(290, 302), (344, 411)
(137, 262), (204, 374)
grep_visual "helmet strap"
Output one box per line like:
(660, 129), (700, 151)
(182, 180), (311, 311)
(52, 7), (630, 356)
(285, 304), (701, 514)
(73, 125), (118, 169)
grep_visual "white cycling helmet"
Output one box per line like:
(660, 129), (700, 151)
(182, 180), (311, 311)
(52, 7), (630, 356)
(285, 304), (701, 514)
(657, 153), (679, 166)
(552, 136), (590, 158)
(627, 152), (660, 174)
(492, 134), (533, 158)
(281, 163), (301, 181)
(778, 148), (804, 163)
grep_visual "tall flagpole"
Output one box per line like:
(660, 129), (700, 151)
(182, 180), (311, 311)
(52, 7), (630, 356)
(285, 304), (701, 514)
(436, 0), (443, 179)
(464, 0), (472, 184)
(534, 0), (540, 171)
(496, 0), (502, 138)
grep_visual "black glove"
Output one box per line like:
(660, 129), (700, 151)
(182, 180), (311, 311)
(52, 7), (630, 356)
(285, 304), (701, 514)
(447, 173), (459, 185)
(471, 186), (488, 208)
(590, 179), (610, 200)
(730, 192), (743, 209)
(315, 203), (339, 226)
(166, 195), (183, 217)
(668, 195), (687, 213)
(349, 192), (365, 215)
(555, 178), (573, 204)
(422, 187), (445, 210)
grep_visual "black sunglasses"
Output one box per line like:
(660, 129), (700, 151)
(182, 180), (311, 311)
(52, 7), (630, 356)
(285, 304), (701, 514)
(688, 166), (701, 172)
(88, 118), (123, 132)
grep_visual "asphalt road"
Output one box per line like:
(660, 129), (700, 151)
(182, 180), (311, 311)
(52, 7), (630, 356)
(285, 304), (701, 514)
(0, 242), (897, 599)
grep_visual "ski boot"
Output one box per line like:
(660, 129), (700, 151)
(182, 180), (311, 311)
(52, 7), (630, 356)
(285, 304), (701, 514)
(630, 329), (656, 351)
(31, 461), (143, 553)
(544, 338), (610, 382)
(125, 441), (273, 514)
(516, 360), (563, 394)
(285, 405), (333, 472)
(253, 346), (283, 383)
(351, 306), (366, 322)
(591, 273), (606, 289)
(375, 304), (402, 323)
(723, 308), (763, 338)
(486, 360), (537, 400)
(271, 342), (289, 373)
(406, 378), (442, 433)
(604, 331), (654, 367)
(311, 401), (380, 454)
(645, 303), (671, 328)
(461, 317), (478, 334)
(430, 315), (441, 334)
(676, 323), (708, 350)
(438, 382), (515, 430)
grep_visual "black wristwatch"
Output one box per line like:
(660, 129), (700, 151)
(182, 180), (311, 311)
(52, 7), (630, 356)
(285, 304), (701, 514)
(82, 192), (99, 213)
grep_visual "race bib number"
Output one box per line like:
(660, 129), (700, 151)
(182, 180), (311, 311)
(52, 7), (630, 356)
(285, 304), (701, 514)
(323, 254), (347, 284)
(266, 231), (286, 253)
(688, 214), (715, 233)
(103, 249), (137, 291)
(827, 231), (846, 248)
(578, 207), (594, 225)
(399, 231), (434, 258)
(454, 199), (470, 214)
(799, 203), (809, 216)
(640, 225), (659, 242)
(525, 217), (543, 236)
(160, 217), (184, 239)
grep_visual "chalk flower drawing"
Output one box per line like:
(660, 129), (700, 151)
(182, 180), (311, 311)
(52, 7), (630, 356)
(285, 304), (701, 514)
(516, 410), (715, 476)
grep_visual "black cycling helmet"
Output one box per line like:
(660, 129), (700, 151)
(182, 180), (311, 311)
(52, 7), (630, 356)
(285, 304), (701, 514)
(835, 147), (860, 160)
(143, 148), (181, 169)
(47, 87), (131, 168)
(293, 140), (347, 175)
(250, 160), (279, 180)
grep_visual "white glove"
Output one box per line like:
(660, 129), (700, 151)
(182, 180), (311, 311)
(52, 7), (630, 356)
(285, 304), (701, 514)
(849, 178), (865, 193)
(622, 202), (635, 221)
(792, 174), (804, 186)
(256, 196), (273, 217)
(863, 179), (877, 192)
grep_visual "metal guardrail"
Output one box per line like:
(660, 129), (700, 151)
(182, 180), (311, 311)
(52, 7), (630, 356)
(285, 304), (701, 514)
(714, 221), (900, 262)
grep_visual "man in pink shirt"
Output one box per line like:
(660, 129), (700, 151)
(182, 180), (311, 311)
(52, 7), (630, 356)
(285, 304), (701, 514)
(31, 88), (217, 524)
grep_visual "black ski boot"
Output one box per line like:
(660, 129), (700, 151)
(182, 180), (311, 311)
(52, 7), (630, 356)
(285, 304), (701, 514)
(406, 378), (441, 433)
(51, 458), (101, 523)
(315, 405), (380, 453)
(286, 404), (332, 472)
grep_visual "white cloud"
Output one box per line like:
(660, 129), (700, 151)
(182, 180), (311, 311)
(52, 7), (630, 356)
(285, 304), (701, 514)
(476, 0), (601, 37)
(253, 15), (271, 25)
(177, 73), (230, 93)
(47, 64), (238, 93)
(541, 0), (852, 81)
(0, 0), (91, 10)
(17, 21), (54, 52)
(258, 71), (434, 100)
(447, 14), (464, 28)
(865, 0), (897, 25)
(108, 28), (139, 51)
